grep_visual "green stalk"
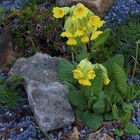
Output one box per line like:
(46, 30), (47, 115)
(82, 44), (88, 55)
(71, 47), (75, 63)
(132, 40), (139, 79)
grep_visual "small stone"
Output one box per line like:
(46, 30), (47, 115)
(20, 128), (24, 132)
(80, 128), (86, 134)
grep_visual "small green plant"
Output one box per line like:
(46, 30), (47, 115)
(0, 74), (23, 106)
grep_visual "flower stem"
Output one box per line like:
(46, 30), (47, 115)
(82, 44), (87, 54)
(71, 47), (75, 63)
(132, 40), (139, 79)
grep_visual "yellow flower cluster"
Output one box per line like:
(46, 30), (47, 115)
(52, 3), (105, 46)
(73, 59), (96, 86)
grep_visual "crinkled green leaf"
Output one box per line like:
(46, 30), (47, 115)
(67, 90), (87, 110)
(125, 124), (140, 134)
(58, 58), (74, 83)
(112, 104), (120, 120)
(82, 112), (103, 129)
(114, 129), (124, 136)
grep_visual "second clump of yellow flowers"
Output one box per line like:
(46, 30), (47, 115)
(73, 58), (96, 86)
(73, 59), (110, 87)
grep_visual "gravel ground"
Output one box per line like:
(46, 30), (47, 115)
(104, 0), (140, 27)
(0, 0), (30, 11)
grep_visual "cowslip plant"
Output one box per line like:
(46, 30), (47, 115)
(55, 2), (140, 137)
(58, 55), (140, 134)
(52, 3), (106, 61)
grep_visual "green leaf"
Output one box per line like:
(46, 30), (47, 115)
(0, 86), (19, 106)
(122, 102), (134, 112)
(91, 68), (103, 94)
(75, 109), (84, 120)
(122, 111), (131, 127)
(67, 90), (87, 110)
(112, 104), (120, 120)
(104, 95), (112, 112)
(104, 81), (123, 105)
(93, 28), (112, 48)
(88, 96), (97, 109)
(125, 124), (140, 134)
(103, 55), (124, 77)
(114, 129), (124, 136)
(129, 83), (140, 101)
(58, 58), (74, 83)
(82, 112), (103, 129)
(104, 113), (113, 121)
(0, 77), (6, 85)
(0, 8), (4, 14)
(63, 81), (76, 91)
(5, 74), (23, 90)
(76, 52), (90, 62)
(93, 92), (105, 114)
(113, 63), (128, 99)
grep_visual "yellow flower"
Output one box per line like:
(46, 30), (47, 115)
(78, 79), (91, 86)
(97, 64), (110, 86)
(61, 31), (73, 38)
(92, 15), (105, 28)
(104, 79), (110, 85)
(73, 3), (89, 19)
(73, 68), (83, 80)
(81, 35), (89, 43)
(67, 37), (77, 45)
(53, 7), (64, 18)
(87, 16), (94, 27)
(87, 70), (96, 79)
(91, 31), (102, 40)
(88, 15), (104, 28)
(74, 29), (85, 37)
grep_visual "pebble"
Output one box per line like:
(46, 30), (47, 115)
(0, 70), (8, 77)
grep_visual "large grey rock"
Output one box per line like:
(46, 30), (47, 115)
(26, 80), (74, 132)
(10, 53), (75, 132)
